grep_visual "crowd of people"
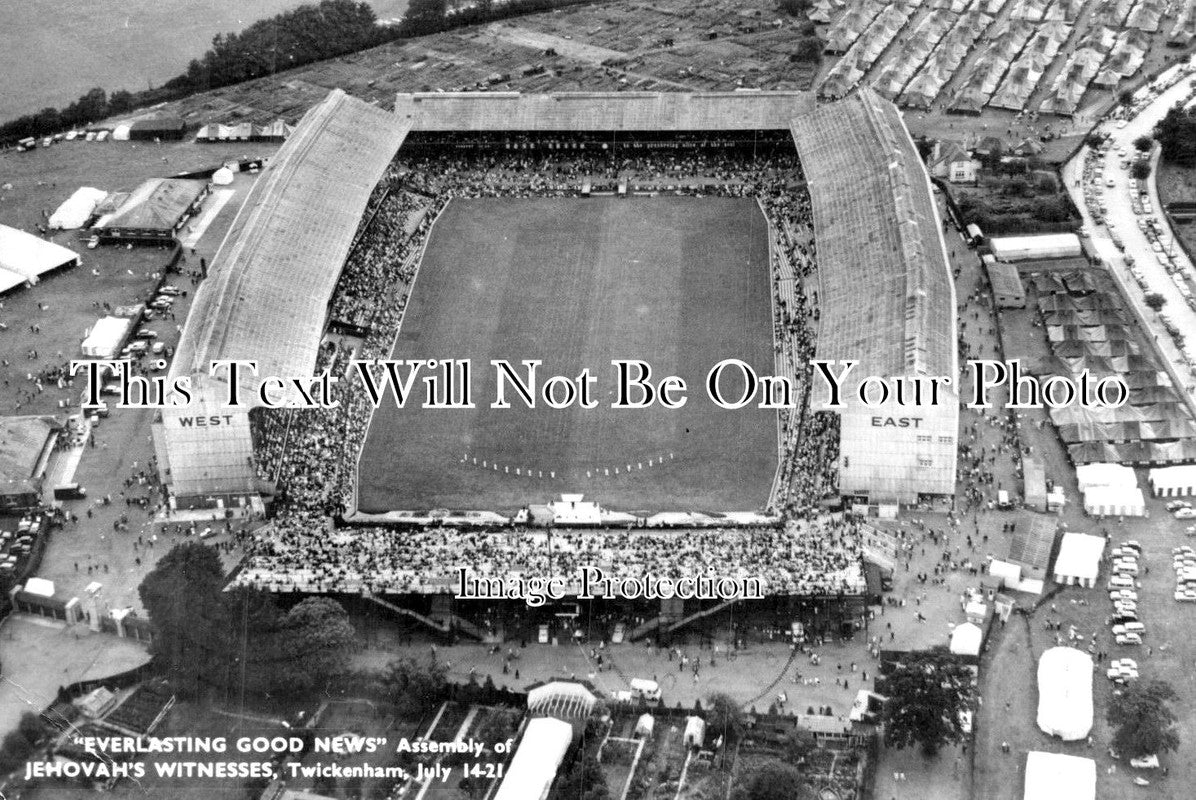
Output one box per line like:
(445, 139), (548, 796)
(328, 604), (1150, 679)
(242, 136), (857, 596)
(236, 515), (865, 597)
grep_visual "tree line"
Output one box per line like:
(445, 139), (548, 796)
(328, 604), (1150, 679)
(0, 0), (385, 146)
(0, 0), (609, 146)
(138, 541), (358, 698)
(1155, 104), (1196, 167)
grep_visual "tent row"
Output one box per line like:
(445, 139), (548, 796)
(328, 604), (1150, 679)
(1070, 439), (1196, 466)
(195, 119), (294, 143)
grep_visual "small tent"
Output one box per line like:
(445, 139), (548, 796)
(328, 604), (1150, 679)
(1052, 532), (1104, 587)
(211, 167), (235, 186)
(950, 622), (983, 656)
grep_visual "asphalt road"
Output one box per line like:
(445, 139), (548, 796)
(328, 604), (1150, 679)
(1062, 56), (1196, 406)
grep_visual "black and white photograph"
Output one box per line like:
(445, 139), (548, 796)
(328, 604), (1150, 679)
(1, 1), (1195, 799)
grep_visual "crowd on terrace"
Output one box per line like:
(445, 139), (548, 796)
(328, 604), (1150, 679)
(243, 136), (857, 595)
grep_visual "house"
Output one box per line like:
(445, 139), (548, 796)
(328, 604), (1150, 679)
(929, 141), (980, 183)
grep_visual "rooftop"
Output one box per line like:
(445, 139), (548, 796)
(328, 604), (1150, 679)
(170, 90), (410, 395)
(394, 90), (816, 131)
(100, 178), (207, 233)
(790, 88), (956, 380)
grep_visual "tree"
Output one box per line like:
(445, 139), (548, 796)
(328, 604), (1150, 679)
(705, 693), (745, 743)
(1131, 161), (1152, 180)
(792, 36), (823, 64)
(139, 542), (230, 698)
(1155, 106), (1196, 166)
(779, 0), (812, 14)
(731, 760), (811, 800)
(400, 0), (448, 36)
(383, 655), (448, 715)
(879, 650), (974, 757)
(550, 754), (610, 800)
(278, 597), (357, 693)
(1109, 680), (1181, 759)
(1133, 135), (1153, 152)
(1144, 292), (1166, 311)
(1119, 89), (1135, 106)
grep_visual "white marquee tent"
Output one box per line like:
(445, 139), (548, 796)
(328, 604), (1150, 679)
(49, 187), (107, 229)
(81, 316), (133, 358)
(1082, 485), (1146, 517)
(950, 622), (983, 656)
(1036, 647), (1093, 741)
(1149, 464), (1196, 497)
(0, 224), (81, 292)
(1075, 462), (1137, 491)
(1053, 532), (1105, 587)
(493, 717), (573, 800)
(1024, 751), (1095, 800)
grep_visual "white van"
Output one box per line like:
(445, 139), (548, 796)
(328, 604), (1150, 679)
(630, 678), (661, 702)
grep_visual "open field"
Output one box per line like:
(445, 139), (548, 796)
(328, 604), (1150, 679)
(356, 197), (777, 514)
(0, 0), (410, 122)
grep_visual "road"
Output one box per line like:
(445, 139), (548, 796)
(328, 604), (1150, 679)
(1062, 55), (1196, 406)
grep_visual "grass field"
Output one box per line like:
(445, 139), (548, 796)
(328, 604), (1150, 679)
(356, 197), (777, 514)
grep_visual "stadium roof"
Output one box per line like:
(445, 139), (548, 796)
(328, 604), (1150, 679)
(100, 178), (207, 233)
(171, 90), (409, 395)
(394, 90), (816, 131)
(790, 89), (956, 380)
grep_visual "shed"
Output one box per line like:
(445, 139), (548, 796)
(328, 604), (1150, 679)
(989, 233), (1082, 262)
(1007, 513), (1057, 580)
(635, 714), (655, 737)
(1022, 457), (1047, 510)
(683, 716), (706, 748)
(1052, 532), (1104, 587)
(129, 117), (187, 141)
(985, 258), (1026, 308)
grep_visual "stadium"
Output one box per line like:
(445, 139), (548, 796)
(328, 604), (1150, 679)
(152, 86), (957, 635)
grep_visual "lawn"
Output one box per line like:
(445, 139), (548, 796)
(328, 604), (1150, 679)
(356, 196), (778, 515)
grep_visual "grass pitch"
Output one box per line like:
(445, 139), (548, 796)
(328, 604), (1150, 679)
(356, 197), (777, 514)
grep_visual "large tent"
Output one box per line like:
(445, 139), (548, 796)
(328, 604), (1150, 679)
(49, 187), (107, 230)
(1052, 533), (1105, 587)
(1024, 751), (1095, 800)
(1036, 647), (1093, 740)
(1083, 485), (1146, 517)
(1148, 464), (1196, 497)
(0, 225), (81, 293)
(492, 717), (573, 800)
(81, 317), (133, 358)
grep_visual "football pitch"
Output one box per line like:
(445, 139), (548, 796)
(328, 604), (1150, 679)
(355, 197), (778, 514)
